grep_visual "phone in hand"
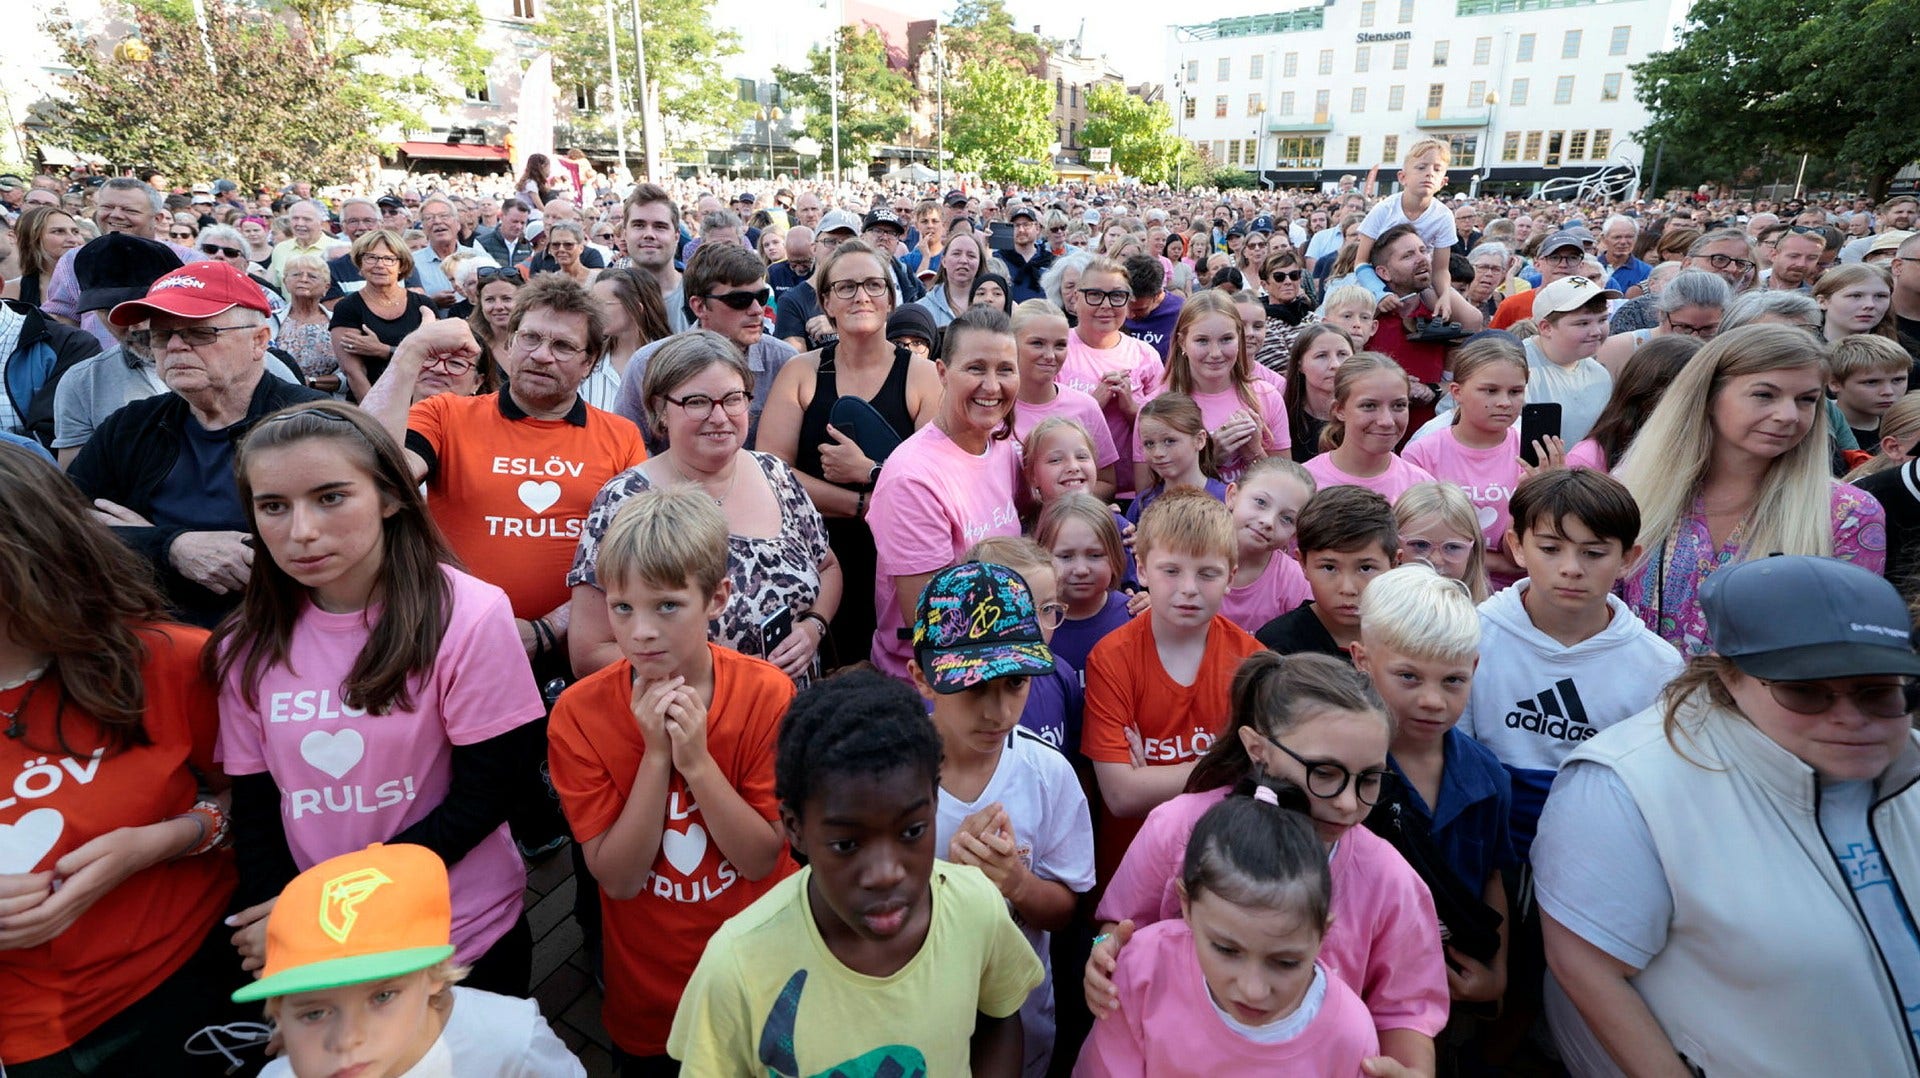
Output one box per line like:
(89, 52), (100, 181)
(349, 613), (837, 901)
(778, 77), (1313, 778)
(1519, 402), (1563, 467)
(760, 606), (796, 659)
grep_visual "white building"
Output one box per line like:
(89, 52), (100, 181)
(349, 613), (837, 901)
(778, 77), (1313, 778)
(1165, 0), (1695, 193)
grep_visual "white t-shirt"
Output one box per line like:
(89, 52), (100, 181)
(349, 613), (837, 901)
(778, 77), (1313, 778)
(260, 986), (585, 1077)
(1522, 337), (1613, 445)
(1359, 196), (1460, 251)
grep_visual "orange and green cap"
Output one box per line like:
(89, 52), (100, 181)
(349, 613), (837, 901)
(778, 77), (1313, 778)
(232, 843), (456, 1003)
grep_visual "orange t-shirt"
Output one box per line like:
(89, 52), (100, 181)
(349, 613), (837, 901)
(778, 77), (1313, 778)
(0, 624), (235, 1063)
(1081, 614), (1262, 879)
(546, 644), (797, 1055)
(1489, 286), (1538, 330)
(408, 392), (646, 619)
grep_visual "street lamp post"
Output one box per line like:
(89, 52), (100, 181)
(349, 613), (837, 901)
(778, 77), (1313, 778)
(1173, 71), (1186, 189)
(758, 104), (783, 179)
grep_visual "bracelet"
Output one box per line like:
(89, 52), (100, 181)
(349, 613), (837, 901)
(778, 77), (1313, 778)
(856, 490), (868, 518)
(531, 617), (555, 657)
(171, 799), (229, 858)
(797, 610), (830, 637)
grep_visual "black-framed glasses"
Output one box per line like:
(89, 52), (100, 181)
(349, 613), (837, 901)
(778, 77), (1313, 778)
(827, 277), (890, 301)
(1759, 679), (1913, 719)
(662, 389), (751, 420)
(1662, 314), (1720, 338)
(200, 243), (243, 258)
(133, 324), (256, 349)
(1264, 734), (1395, 805)
(1702, 253), (1757, 274)
(702, 287), (772, 310)
(1080, 289), (1132, 307)
(1268, 269), (1303, 282)
(477, 266), (524, 283)
(169, 229), (195, 240)
(359, 253), (401, 266)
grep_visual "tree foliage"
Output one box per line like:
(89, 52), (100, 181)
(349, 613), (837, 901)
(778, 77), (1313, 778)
(1633, 0), (1920, 196)
(534, 0), (748, 159)
(943, 0), (1046, 75)
(776, 26), (919, 174)
(946, 60), (1054, 186)
(1080, 83), (1186, 185)
(269, 0), (489, 135)
(39, 1), (379, 189)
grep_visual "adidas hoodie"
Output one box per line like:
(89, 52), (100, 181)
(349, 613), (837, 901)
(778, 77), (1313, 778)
(1459, 581), (1683, 860)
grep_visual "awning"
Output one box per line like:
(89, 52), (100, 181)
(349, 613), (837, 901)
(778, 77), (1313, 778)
(36, 145), (106, 167)
(395, 141), (508, 162)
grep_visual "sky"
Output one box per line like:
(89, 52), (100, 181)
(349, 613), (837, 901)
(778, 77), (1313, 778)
(992, 0), (1300, 84)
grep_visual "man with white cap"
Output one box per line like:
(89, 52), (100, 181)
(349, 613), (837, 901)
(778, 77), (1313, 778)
(1522, 275), (1618, 444)
(68, 260), (324, 626)
(1491, 227), (1594, 330)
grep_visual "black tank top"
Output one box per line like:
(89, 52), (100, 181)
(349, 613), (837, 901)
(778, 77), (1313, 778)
(796, 340), (916, 483)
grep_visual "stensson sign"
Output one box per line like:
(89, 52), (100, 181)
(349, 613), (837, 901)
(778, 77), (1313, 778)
(1357, 31), (1414, 42)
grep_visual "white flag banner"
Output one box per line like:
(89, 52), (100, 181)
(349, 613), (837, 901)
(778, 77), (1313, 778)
(516, 52), (555, 174)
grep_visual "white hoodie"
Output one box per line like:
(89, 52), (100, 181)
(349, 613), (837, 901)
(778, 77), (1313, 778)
(1459, 580), (1683, 859)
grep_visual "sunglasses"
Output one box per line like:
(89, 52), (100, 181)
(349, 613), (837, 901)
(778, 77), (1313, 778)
(170, 230), (195, 239)
(200, 243), (242, 258)
(477, 266), (524, 283)
(1268, 269), (1303, 282)
(702, 287), (772, 310)
(1760, 678), (1913, 719)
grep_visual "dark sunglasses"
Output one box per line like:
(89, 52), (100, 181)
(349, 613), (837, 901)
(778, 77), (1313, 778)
(477, 266), (525, 283)
(200, 243), (243, 258)
(1268, 269), (1303, 282)
(702, 287), (772, 310)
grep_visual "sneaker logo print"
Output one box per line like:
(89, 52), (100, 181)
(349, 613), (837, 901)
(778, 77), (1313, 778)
(0, 807), (63, 873)
(661, 823), (709, 876)
(300, 729), (365, 780)
(319, 866), (392, 943)
(758, 969), (929, 1078)
(517, 480), (562, 514)
(1504, 677), (1597, 741)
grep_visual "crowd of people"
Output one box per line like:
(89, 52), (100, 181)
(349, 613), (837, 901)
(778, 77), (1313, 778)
(4, 140), (1920, 1077)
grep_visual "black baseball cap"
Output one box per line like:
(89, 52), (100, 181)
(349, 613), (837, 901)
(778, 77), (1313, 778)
(1701, 556), (1920, 680)
(1007, 205), (1039, 222)
(376, 195), (406, 211)
(75, 234), (184, 314)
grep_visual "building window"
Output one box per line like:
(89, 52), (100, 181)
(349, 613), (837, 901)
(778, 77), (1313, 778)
(1502, 132), (1521, 161)
(1427, 83), (1445, 110)
(1284, 52), (1298, 78)
(1217, 57), (1231, 80)
(1568, 130), (1588, 160)
(1248, 92), (1263, 114)
(1398, 0), (1413, 23)
(511, 0), (535, 18)
(1346, 136), (1363, 165)
(1351, 86), (1367, 112)
(1382, 135), (1399, 163)
(1601, 73), (1622, 101)
(1562, 29), (1581, 59)
(1215, 94), (1228, 118)
(1524, 130), (1542, 160)
(1388, 84), (1405, 111)
(1546, 130), (1563, 166)
(1250, 54), (1265, 79)
(574, 83), (595, 110)
(1069, 120), (1077, 145)
(1228, 139), (1242, 165)
(1469, 80), (1486, 105)
(1555, 75), (1574, 104)
(1212, 139), (1225, 161)
(1275, 136), (1325, 168)
(1517, 33), (1535, 62)
(1609, 25), (1630, 55)
(1319, 49), (1334, 76)
(1446, 133), (1478, 167)
(1433, 40), (1449, 67)
(1055, 78), (1064, 103)
(1592, 128), (1612, 157)
(1182, 96), (1195, 119)
(1474, 36), (1492, 65)
(1071, 83), (1079, 107)
(1361, 0), (1376, 27)
(1187, 60), (1200, 82)
(1393, 42), (1409, 69)
(1315, 88), (1331, 116)
(464, 81), (491, 103)
(1510, 77), (1529, 106)
(1356, 45), (1371, 73)
(1280, 91), (1296, 114)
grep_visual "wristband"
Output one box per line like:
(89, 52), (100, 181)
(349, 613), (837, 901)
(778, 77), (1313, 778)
(856, 490), (868, 518)
(797, 610), (830, 637)
(172, 799), (230, 858)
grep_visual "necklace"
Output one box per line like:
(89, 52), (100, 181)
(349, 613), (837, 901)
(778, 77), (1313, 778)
(1, 671), (45, 739)
(675, 458), (740, 506)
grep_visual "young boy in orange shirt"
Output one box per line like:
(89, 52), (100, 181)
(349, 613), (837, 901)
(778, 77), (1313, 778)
(1081, 488), (1262, 879)
(546, 486), (796, 1071)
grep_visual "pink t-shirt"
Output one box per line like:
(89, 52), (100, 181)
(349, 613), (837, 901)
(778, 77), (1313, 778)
(1220, 551), (1312, 632)
(1133, 383), (1293, 485)
(868, 422), (1024, 678)
(1013, 384), (1121, 469)
(1095, 787), (1450, 1038)
(1566, 437), (1610, 472)
(216, 567), (547, 963)
(1301, 452), (1436, 505)
(1062, 332), (1164, 498)
(1402, 426), (1523, 549)
(1078, 920), (1379, 1076)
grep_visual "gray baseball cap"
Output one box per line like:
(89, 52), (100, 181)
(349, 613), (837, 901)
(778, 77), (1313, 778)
(1701, 556), (1920, 680)
(818, 209), (863, 236)
(1538, 228), (1595, 257)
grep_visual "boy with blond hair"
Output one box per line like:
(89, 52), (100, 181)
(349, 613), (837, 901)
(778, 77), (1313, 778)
(1353, 138), (1476, 335)
(1828, 333), (1912, 448)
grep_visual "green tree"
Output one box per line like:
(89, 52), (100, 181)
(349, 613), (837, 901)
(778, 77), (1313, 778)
(943, 0), (1047, 75)
(270, 0), (490, 136)
(1080, 83), (1187, 184)
(39, 1), (378, 189)
(946, 60), (1053, 186)
(1633, 0), (1920, 197)
(533, 0), (748, 162)
(776, 26), (920, 174)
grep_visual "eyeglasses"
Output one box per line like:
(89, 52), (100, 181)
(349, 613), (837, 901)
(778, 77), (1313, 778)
(827, 277), (890, 301)
(1540, 251), (1583, 265)
(1263, 735), (1394, 805)
(169, 229), (195, 240)
(422, 352), (476, 375)
(1663, 315), (1720, 338)
(702, 287), (772, 310)
(477, 266), (524, 283)
(1701, 253), (1757, 274)
(1036, 601), (1068, 631)
(1268, 269), (1303, 282)
(134, 324), (256, 349)
(1080, 289), (1133, 307)
(1759, 679), (1913, 719)
(662, 389), (751, 420)
(200, 243), (243, 258)
(594, 232), (615, 242)
(360, 253), (401, 265)
(511, 330), (588, 363)
(1403, 537), (1475, 561)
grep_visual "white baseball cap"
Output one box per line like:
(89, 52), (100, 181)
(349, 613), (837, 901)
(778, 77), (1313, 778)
(1531, 275), (1621, 320)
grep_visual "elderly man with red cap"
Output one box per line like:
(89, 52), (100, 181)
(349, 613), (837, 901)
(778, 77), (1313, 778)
(68, 260), (325, 627)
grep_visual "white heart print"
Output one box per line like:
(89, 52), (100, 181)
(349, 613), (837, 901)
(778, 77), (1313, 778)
(518, 480), (561, 514)
(1476, 505), (1499, 532)
(0, 807), (63, 873)
(300, 729), (366, 780)
(661, 823), (709, 877)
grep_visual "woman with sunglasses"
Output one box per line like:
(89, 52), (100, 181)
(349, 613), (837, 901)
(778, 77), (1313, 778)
(167, 212), (199, 247)
(329, 229), (438, 401)
(197, 223), (287, 312)
(543, 221), (598, 287)
(1536, 555), (1920, 1076)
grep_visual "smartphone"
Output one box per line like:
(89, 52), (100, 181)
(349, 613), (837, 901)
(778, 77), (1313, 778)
(987, 220), (1016, 252)
(760, 606), (796, 658)
(1519, 402), (1563, 467)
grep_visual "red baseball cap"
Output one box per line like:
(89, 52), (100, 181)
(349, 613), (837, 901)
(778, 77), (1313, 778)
(108, 260), (272, 327)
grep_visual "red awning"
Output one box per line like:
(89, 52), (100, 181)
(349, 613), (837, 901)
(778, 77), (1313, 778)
(396, 141), (508, 162)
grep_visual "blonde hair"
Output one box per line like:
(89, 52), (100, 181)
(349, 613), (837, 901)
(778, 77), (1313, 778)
(598, 485), (730, 596)
(1827, 332), (1910, 382)
(1447, 335), (1528, 427)
(1021, 417), (1101, 496)
(1235, 454), (1315, 497)
(1616, 323), (1837, 570)
(1359, 563), (1480, 663)
(261, 959), (469, 1018)
(966, 535), (1053, 584)
(1320, 352), (1410, 452)
(1135, 486), (1235, 566)
(1167, 290), (1263, 419)
(1035, 491), (1127, 578)
(1393, 481), (1491, 601)
(1404, 137), (1451, 167)
(1845, 391), (1920, 482)
(1011, 297), (1067, 334)
(1815, 263), (1897, 340)
(1322, 285), (1376, 318)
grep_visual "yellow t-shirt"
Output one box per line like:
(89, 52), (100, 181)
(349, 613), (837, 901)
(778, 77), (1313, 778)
(668, 861), (1044, 1076)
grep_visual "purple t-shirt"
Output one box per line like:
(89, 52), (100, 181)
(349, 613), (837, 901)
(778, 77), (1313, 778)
(1050, 591), (1132, 684)
(1123, 292), (1185, 362)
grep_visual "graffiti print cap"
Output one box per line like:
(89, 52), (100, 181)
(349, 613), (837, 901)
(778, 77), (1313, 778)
(912, 561), (1056, 694)
(233, 843), (456, 1002)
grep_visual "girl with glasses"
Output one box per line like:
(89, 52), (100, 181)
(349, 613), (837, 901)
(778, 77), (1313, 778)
(1392, 482), (1492, 603)
(1086, 651), (1450, 1078)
